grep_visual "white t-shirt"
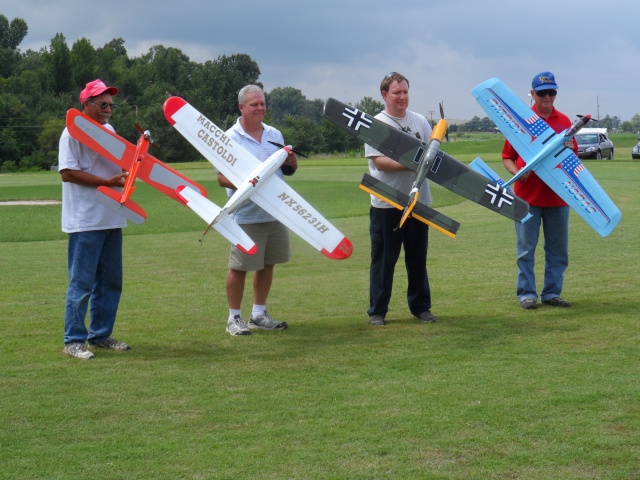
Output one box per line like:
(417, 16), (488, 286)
(364, 110), (433, 208)
(59, 125), (127, 233)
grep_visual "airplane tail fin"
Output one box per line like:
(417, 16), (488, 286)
(398, 189), (419, 230)
(360, 174), (460, 238)
(96, 186), (146, 224)
(469, 158), (531, 223)
(176, 186), (257, 255)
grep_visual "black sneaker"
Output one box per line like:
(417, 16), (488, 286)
(543, 297), (571, 307)
(520, 298), (537, 309)
(412, 310), (438, 323)
(88, 337), (131, 351)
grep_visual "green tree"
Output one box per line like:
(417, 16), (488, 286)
(188, 53), (261, 128)
(279, 116), (324, 154)
(70, 38), (97, 92)
(268, 87), (306, 125)
(320, 118), (363, 154)
(0, 15), (28, 77)
(356, 96), (384, 116)
(45, 33), (72, 95)
(96, 38), (130, 91)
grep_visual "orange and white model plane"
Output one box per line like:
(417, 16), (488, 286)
(65, 108), (207, 225)
(163, 96), (353, 260)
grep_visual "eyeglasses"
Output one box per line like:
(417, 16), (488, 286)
(89, 101), (117, 109)
(384, 71), (398, 79)
(535, 89), (557, 98)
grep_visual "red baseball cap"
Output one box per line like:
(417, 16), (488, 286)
(79, 79), (118, 104)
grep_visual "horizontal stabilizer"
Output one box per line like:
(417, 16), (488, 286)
(360, 174), (460, 238)
(176, 186), (257, 254)
(96, 187), (146, 224)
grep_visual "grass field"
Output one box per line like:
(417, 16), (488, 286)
(1, 152), (639, 479)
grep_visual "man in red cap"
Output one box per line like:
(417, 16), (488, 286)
(502, 71), (576, 310)
(58, 79), (131, 359)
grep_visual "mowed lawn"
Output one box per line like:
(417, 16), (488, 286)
(1, 156), (638, 479)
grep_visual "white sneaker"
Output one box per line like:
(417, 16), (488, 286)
(226, 315), (251, 336)
(63, 342), (94, 359)
(248, 311), (288, 330)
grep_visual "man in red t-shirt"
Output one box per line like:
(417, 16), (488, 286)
(502, 71), (577, 310)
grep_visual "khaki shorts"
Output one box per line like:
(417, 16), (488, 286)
(228, 221), (291, 271)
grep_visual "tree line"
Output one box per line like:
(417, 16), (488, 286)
(3, 14), (639, 172)
(0, 14), (374, 172)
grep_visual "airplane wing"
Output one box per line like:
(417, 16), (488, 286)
(472, 78), (621, 237)
(472, 78), (557, 163)
(175, 186), (257, 255)
(66, 109), (207, 203)
(163, 96), (257, 185)
(323, 97), (530, 223)
(164, 96), (353, 260)
(360, 173), (461, 238)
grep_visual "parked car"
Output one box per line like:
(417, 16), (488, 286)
(632, 142), (640, 159)
(575, 128), (614, 159)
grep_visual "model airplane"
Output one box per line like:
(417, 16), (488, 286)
(322, 98), (531, 238)
(398, 103), (449, 229)
(163, 96), (353, 260)
(470, 78), (622, 237)
(65, 109), (207, 225)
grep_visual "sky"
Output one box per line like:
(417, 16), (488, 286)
(3, 0), (639, 124)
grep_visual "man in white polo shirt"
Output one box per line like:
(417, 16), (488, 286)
(58, 79), (131, 359)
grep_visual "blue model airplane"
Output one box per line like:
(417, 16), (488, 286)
(470, 78), (622, 237)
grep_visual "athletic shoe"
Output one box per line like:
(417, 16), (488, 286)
(226, 315), (251, 336)
(543, 297), (571, 307)
(248, 311), (288, 330)
(520, 298), (538, 310)
(63, 342), (94, 359)
(368, 315), (385, 326)
(413, 310), (438, 323)
(88, 337), (131, 351)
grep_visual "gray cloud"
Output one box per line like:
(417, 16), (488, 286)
(4, 0), (639, 122)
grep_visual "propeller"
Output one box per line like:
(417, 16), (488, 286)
(267, 141), (308, 158)
(439, 102), (449, 143)
(134, 123), (157, 146)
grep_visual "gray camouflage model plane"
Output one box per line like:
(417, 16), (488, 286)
(323, 97), (531, 238)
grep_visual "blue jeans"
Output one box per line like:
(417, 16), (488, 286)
(515, 206), (569, 302)
(64, 229), (123, 344)
(368, 207), (431, 317)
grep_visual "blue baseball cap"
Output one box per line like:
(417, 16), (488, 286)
(532, 72), (559, 91)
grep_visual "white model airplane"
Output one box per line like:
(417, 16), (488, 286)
(163, 96), (353, 260)
(471, 78), (621, 237)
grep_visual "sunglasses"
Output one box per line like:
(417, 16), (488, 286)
(89, 101), (117, 109)
(535, 89), (557, 98)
